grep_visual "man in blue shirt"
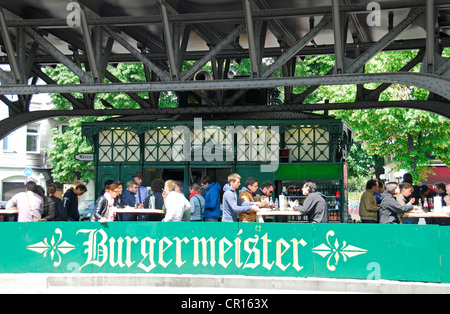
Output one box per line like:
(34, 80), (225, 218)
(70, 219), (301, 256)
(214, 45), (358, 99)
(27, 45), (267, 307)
(200, 176), (222, 221)
(221, 173), (258, 222)
(120, 180), (139, 221)
(133, 171), (148, 208)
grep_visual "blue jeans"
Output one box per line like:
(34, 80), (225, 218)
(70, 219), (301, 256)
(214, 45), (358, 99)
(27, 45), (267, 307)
(403, 217), (419, 224)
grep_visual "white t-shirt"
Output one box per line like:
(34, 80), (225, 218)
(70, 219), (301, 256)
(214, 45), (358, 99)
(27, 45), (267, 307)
(162, 192), (191, 222)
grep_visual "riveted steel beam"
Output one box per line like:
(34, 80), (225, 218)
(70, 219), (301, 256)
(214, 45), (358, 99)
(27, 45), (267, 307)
(260, 14), (332, 78)
(23, 27), (94, 84)
(345, 7), (426, 74)
(30, 65), (86, 110)
(427, 0), (436, 73)
(0, 67), (14, 85)
(179, 24), (246, 81)
(102, 25), (171, 82)
(435, 57), (450, 76)
(79, 4), (100, 83)
(244, 0), (259, 77)
(1, 73), (449, 102)
(0, 99), (448, 140)
(0, 8), (21, 84)
(157, 0), (178, 80)
(226, 14), (332, 106)
(3, 1), (450, 29)
(332, 0), (344, 74)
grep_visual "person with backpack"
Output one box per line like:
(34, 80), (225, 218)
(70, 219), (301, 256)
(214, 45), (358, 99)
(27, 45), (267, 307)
(189, 183), (205, 221)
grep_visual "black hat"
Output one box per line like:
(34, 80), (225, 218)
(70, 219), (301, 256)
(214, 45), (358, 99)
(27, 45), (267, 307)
(133, 171), (144, 179)
(420, 184), (429, 194)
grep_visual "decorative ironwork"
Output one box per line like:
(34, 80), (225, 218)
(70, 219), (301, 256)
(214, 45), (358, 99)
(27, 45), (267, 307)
(144, 128), (173, 162)
(285, 126), (331, 162)
(99, 130), (140, 163)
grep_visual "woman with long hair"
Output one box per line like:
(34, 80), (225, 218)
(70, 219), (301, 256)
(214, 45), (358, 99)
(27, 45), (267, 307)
(90, 184), (120, 223)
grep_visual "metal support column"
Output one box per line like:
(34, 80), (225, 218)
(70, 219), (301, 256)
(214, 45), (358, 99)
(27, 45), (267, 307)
(158, 0), (179, 80)
(244, 0), (260, 77)
(427, 0), (436, 73)
(332, 0), (344, 74)
(79, 4), (100, 83)
(0, 9), (21, 84)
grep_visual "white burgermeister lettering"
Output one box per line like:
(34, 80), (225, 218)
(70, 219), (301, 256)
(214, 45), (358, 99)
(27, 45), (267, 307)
(159, 237), (173, 268)
(243, 235), (260, 269)
(125, 236), (138, 268)
(77, 229), (108, 270)
(291, 238), (307, 271)
(234, 229), (243, 268)
(262, 233), (274, 270)
(174, 237), (189, 267)
(138, 237), (156, 272)
(192, 237), (216, 267)
(109, 237), (125, 268)
(75, 228), (307, 273)
(276, 238), (291, 271)
(218, 237), (233, 268)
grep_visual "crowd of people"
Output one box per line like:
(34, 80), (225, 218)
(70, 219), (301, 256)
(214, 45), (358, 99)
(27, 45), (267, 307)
(99, 172), (273, 223)
(6, 170), (449, 225)
(4, 169), (328, 224)
(359, 173), (450, 225)
(5, 180), (87, 222)
(93, 172), (331, 224)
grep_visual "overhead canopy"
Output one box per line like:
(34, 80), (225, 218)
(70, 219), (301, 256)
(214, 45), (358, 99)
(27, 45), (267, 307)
(0, 0), (449, 138)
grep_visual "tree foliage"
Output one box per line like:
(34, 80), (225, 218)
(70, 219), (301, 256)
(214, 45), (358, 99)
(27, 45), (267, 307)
(332, 50), (450, 183)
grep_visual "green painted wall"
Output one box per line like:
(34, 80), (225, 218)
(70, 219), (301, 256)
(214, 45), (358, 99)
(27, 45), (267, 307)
(1, 222), (449, 283)
(275, 163), (343, 180)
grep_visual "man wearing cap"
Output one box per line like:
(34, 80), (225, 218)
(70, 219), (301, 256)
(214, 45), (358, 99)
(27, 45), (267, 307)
(420, 184), (437, 200)
(133, 172), (148, 208)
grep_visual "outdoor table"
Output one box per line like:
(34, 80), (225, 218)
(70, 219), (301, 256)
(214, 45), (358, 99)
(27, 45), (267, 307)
(256, 209), (301, 223)
(114, 208), (165, 221)
(403, 208), (450, 219)
(0, 209), (19, 222)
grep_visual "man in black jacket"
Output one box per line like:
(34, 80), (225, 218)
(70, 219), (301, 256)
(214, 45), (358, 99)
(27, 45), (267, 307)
(62, 184), (87, 221)
(293, 181), (329, 223)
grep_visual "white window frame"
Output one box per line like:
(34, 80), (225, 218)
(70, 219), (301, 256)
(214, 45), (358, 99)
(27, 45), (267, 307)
(26, 124), (40, 154)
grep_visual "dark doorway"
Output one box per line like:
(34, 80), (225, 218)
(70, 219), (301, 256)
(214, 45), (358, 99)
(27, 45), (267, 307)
(189, 167), (232, 189)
